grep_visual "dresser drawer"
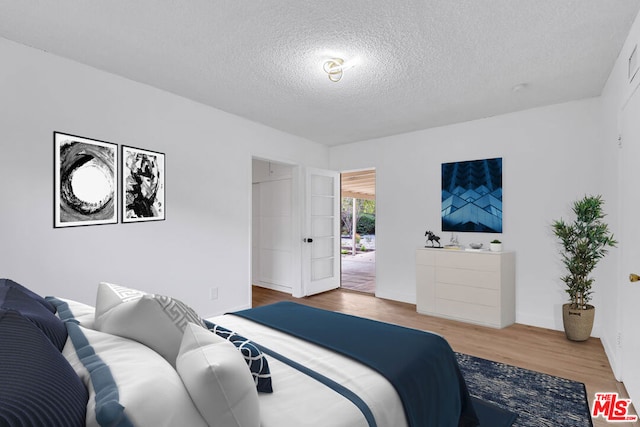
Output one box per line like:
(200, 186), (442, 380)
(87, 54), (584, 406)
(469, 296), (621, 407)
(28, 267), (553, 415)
(436, 251), (500, 272)
(435, 298), (500, 327)
(435, 283), (498, 306)
(436, 267), (500, 289)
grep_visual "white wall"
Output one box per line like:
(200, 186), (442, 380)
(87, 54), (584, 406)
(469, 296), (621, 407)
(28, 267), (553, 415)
(330, 97), (619, 335)
(0, 38), (329, 317)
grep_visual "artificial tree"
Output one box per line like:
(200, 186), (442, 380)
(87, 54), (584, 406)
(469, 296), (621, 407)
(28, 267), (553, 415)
(552, 195), (617, 340)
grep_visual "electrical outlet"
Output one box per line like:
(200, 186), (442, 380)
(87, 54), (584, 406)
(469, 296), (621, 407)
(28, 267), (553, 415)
(209, 287), (218, 300)
(617, 332), (623, 349)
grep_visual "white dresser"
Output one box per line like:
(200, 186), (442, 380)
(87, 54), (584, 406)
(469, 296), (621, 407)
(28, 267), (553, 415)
(416, 248), (515, 328)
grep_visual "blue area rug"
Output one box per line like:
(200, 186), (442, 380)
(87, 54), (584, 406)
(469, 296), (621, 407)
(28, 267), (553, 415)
(456, 353), (594, 426)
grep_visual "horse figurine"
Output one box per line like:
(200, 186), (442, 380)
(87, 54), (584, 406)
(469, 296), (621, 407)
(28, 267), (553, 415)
(425, 230), (441, 248)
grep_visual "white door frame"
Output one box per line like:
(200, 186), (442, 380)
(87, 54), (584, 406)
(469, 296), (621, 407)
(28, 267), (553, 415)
(250, 157), (302, 297)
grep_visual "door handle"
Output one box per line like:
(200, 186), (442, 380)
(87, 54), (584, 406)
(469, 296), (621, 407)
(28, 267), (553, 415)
(303, 238), (314, 243)
(630, 273), (640, 282)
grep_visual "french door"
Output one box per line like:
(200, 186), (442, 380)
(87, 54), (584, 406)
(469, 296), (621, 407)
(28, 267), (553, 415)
(301, 167), (341, 296)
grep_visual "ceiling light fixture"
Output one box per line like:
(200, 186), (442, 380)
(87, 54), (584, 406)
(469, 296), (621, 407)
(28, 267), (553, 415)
(323, 58), (345, 82)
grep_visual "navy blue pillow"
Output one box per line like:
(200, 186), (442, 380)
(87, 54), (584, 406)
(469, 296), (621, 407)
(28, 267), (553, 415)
(0, 278), (56, 313)
(0, 286), (68, 351)
(0, 309), (88, 427)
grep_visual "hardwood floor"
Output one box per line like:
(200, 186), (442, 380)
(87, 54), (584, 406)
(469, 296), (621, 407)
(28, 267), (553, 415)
(252, 286), (639, 427)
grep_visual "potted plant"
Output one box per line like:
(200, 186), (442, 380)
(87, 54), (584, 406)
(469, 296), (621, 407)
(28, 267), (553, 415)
(489, 239), (502, 252)
(551, 195), (617, 341)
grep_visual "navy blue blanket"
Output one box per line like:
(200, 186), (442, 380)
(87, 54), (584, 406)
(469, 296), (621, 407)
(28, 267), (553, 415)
(233, 302), (478, 427)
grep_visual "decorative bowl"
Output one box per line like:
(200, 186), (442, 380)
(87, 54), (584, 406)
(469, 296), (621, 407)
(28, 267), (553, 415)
(469, 242), (483, 249)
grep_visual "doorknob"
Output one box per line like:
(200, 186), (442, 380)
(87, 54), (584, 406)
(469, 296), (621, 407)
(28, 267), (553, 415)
(630, 273), (640, 282)
(303, 238), (313, 243)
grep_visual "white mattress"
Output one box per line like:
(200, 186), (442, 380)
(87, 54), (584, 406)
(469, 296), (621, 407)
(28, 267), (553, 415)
(209, 314), (408, 427)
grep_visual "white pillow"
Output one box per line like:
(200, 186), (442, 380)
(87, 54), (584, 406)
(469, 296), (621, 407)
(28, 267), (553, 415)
(63, 322), (207, 427)
(94, 282), (205, 366)
(177, 323), (261, 427)
(55, 297), (96, 328)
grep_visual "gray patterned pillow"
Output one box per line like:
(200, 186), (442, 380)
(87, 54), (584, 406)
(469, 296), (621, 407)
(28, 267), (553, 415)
(94, 282), (206, 366)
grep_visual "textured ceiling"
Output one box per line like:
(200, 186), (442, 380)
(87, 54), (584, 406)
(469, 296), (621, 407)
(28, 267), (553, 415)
(1, 1), (639, 146)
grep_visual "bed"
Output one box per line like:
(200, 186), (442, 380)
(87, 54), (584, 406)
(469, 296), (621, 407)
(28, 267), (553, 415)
(0, 278), (479, 427)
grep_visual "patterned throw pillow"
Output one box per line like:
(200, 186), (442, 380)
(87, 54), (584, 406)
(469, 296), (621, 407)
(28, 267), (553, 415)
(94, 282), (206, 367)
(204, 319), (273, 393)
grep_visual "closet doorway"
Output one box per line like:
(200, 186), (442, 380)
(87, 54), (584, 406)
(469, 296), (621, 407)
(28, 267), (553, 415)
(251, 158), (341, 297)
(340, 169), (376, 294)
(251, 159), (296, 295)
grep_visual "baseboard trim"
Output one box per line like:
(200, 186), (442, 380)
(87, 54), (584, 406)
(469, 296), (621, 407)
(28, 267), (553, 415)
(374, 289), (415, 305)
(601, 335), (622, 381)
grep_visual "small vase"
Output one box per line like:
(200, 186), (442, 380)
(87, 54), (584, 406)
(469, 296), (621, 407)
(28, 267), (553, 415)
(490, 243), (502, 252)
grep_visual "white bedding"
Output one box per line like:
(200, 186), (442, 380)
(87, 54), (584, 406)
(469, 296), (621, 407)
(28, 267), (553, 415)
(54, 296), (409, 427)
(209, 314), (409, 427)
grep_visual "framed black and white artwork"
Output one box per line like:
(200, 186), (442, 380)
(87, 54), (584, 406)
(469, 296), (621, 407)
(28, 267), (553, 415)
(54, 132), (118, 228)
(121, 145), (165, 223)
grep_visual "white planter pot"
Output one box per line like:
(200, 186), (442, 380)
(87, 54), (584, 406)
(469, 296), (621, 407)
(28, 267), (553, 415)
(490, 243), (503, 252)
